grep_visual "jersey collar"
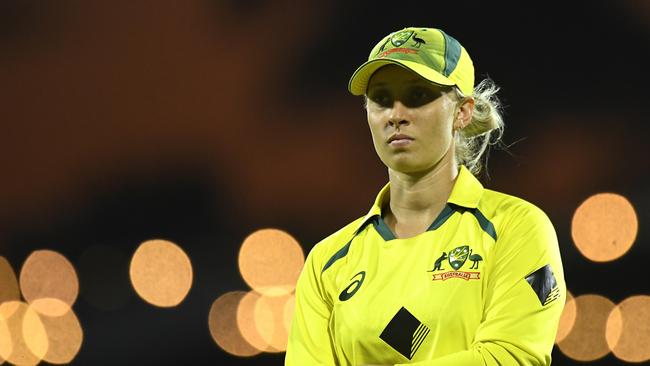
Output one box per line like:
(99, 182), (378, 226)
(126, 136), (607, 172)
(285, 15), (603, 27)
(354, 165), (484, 234)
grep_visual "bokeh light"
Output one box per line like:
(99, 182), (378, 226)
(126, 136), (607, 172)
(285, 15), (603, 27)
(571, 193), (638, 262)
(26, 298), (83, 365)
(0, 301), (47, 366)
(0, 310), (13, 364)
(0, 256), (20, 304)
(19, 250), (79, 317)
(208, 291), (260, 357)
(555, 290), (576, 344)
(283, 295), (295, 334)
(21, 303), (49, 361)
(237, 290), (273, 352)
(129, 239), (193, 307)
(557, 294), (615, 361)
(606, 295), (650, 363)
(238, 229), (304, 297)
(236, 289), (295, 353)
(253, 292), (293, 352)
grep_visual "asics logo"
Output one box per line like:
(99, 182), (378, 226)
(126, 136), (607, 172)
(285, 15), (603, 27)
(339, 271), (366, 301)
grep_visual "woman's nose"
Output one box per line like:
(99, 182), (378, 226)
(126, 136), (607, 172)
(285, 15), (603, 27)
(388, 101), (410, 127)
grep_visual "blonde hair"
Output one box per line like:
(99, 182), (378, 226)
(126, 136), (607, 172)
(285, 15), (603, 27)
(453, 77), (505, 177)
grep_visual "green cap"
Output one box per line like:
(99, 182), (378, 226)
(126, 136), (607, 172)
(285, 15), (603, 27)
(348, 27), (475, 97)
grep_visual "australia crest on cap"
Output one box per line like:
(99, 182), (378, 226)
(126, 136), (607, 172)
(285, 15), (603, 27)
(390, 30), (414, 47)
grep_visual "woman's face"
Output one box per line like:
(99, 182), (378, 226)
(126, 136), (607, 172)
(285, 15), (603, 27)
(366, 65), (460, 174)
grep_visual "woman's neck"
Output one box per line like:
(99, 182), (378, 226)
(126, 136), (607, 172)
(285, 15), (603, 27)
(384, 156), (459, 239)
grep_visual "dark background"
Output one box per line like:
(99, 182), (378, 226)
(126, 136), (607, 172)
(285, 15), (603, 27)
(1, 0), (648, 365)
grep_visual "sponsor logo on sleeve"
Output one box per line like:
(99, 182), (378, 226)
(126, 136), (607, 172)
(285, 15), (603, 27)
(525, 264), (560, 306)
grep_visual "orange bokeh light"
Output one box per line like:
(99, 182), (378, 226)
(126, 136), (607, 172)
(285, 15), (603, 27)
(556, 290), (576, 344)
(253, 293), (294, 352)
(0, 301), (48, 366)
(208, 291), (260, 357)
(236, 289), (295, 353)
(0, 310), (12, 364)
(606, 295), (650, 363)
(0, 256), (20, 305)
(237, 290), (273, 352)
(283, 294), (296, 334)
(129, 239), (193, 307)
(238, 229), (304, 297)
(21, 303), (49, 361)
(571, 193), (638, 262)
(557, 294), (615, 361)
(27, 299), (83, 365)
(19, 250), (79, 317)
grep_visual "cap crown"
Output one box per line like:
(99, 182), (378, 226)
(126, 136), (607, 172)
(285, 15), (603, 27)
(349, 27), (474, 96)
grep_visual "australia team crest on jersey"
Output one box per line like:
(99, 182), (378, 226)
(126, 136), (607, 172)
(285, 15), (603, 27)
(427, 245), (482, 281)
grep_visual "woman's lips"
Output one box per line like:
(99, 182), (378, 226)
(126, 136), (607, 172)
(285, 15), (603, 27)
(389, 138), (413, 147)
(387, 134), (414, 147)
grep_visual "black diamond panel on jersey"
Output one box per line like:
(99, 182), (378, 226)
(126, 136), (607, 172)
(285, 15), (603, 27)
(380, 307), (430, 360)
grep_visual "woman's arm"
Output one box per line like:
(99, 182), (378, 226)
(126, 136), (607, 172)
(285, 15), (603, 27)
(285, 247), (338, 365)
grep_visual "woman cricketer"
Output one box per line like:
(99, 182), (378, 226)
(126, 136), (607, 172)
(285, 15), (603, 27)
(285, 26), (565, 366)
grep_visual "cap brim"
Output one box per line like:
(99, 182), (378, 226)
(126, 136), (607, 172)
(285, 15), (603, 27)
(348, 59), (456, 96)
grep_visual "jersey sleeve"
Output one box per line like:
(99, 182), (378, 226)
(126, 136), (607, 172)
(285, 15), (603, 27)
(398, 204), (566, 366)
(285, 243), (338, 366)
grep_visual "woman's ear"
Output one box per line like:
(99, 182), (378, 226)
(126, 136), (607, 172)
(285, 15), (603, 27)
(453, 97), (475, 130)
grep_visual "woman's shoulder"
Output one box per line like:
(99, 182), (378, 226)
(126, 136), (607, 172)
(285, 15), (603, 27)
(480, 188), (554, 228)
(481, 188), (562, 267)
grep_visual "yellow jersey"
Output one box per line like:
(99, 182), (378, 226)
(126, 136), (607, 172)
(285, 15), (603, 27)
(285, 165), (566, 366)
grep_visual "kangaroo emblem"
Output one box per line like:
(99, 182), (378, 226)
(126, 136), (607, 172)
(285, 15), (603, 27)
(468, 248), (483, 269)
(412, 33), (426, 48)
(427, 252), (447, 272)
(376, 38), (391, 55)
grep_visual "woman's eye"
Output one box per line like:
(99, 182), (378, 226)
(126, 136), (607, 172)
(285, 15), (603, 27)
(369, 94), (392, 107)
(406, 88), (437, 107)
(411, 89), (430, 100)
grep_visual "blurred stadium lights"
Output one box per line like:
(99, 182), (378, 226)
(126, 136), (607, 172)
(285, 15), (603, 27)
(208, 291), (261, 357)
(571, 193), (638, 262)
(19, 250), (79, 317)
(0, 250), (84, 365)
(556, 290), (576, 344)
(0, 301), (47, 366)
(129, 239), (193, 308)
(238, 229), (304, 297)
(26, 298), (83, 365)
(0, 257), (20, 305)
(210, 228), (301, 357)
(557, 294), (616, 361)
(606, 295), (650, 363)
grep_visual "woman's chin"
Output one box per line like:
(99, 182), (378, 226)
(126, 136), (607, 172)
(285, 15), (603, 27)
(386, 159), (430, 175)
